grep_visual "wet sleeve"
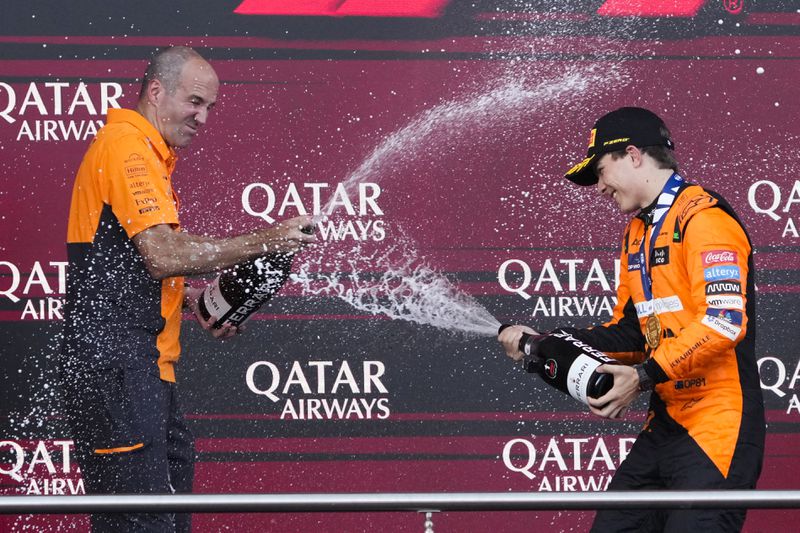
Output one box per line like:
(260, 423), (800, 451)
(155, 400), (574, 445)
(103, 135), (179, 237)
(645, 207), (751, 382)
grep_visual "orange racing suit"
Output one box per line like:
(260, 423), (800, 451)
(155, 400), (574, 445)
(561, 179), (765, 530)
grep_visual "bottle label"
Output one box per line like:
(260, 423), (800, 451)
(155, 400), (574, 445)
(566, 354), (603, 405)
(203, 276), (232, 318)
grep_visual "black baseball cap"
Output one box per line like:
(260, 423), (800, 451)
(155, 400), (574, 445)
(564, 107), (675, 186)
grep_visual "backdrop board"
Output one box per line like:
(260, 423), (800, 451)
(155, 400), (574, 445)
(1, 1), (799, 531)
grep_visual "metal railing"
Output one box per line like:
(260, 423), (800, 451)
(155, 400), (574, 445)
(3, 490), (800, 514)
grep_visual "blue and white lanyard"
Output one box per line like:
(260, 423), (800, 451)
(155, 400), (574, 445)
(638, 173), (684, 303)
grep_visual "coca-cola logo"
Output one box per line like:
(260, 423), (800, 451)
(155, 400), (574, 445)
(702, 249), (737, 266)
(544, 359), (558, 379)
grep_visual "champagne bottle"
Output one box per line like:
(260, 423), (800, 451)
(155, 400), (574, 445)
(198, 253), (294, 329)
(499, 324), (617, 405)
(198, 224), (314, 329)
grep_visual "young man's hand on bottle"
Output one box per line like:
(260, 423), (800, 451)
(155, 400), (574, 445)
(498, 324), (540, 361)
(587, 365), (640, 419)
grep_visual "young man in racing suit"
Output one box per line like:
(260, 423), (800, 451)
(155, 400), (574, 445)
(499, 107), (765, 531)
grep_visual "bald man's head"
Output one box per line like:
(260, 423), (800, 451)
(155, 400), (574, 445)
(137, 46), (219, 149)
(139, 46), (208, 99)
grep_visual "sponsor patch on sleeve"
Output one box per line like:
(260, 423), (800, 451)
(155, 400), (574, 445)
(701, 249), (738, 266)
(705, 308), (743, 326)
(703, 265), (740, 282)
(701, 315), (742, 341)
(706, 294), (744, 310)
(705, 280), (742, 295)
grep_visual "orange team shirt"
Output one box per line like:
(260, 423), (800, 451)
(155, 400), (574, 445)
(65, 108), (184, 382)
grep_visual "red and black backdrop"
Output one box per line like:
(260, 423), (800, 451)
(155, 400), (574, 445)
(1, 1), (799, 531)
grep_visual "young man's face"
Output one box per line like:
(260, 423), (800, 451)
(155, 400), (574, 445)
(594, 150), (644, 213)
(154, 59), (219, 149)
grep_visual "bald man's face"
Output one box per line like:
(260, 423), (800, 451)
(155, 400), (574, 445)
(153, 59), (219, 149)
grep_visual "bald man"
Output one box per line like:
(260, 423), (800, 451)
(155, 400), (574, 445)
(59, 46), (315, 532)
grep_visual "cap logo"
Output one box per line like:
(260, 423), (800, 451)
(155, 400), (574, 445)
(588, 128), (596, 148)
(566, 156), (593, 177)
(603, 137), (630, 147)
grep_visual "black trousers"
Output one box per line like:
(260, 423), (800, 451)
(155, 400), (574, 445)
(60, 367), (195, 532)
(590, 425), (763, 533)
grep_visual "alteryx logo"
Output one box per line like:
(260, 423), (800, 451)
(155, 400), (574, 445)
(704, 265), (740, 282)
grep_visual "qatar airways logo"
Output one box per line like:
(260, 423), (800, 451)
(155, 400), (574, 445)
(0, 440), (84, 495)
(502, 436), (636, 491)
(0, 260), (66, 320)
(748, 180), (800, 239)
(246, 359), (390, 420)
(0, 81), (122, 142)
(242, 182), (385, 242)
(498, 257), (620, 318)
(702, 250), (737, 266)
(759, 356), (800, 415)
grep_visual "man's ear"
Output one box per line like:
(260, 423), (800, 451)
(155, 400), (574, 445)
(144, 79), (164, 107)
(626, 145), (644, 168)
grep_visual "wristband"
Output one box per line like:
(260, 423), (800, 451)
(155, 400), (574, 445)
(635, 363), (654, 392)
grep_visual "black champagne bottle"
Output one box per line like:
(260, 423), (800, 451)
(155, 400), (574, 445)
(198, 253), (294, 329)
(499, 324), (617, 405)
